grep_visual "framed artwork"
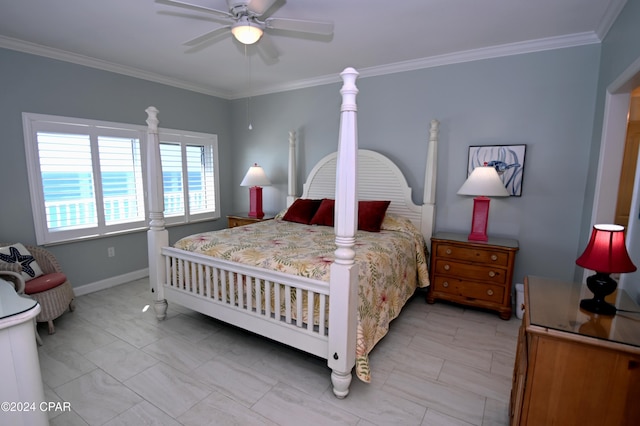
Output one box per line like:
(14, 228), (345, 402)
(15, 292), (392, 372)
(467, 144), (526, 196)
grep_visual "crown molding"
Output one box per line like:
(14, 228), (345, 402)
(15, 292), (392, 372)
(595, 0), (628, 40)
(0, 35), (232, 99)
(237, 32), (601, 99)
(2, 32), (600, 101)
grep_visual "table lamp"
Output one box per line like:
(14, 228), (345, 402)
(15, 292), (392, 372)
(240, 163), (271, 218)
(575, 224), (637, 315)
(457, 165), (509, 241)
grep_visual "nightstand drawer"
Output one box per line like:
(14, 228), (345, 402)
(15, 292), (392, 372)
(436, 244), (510, 267)
(228, 217), (254, 227)
(433, 259), (507, 285)
(432, 276), (505, 304)
(227, 213), (274, 228)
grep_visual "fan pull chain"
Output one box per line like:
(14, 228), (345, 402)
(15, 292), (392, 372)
(245, 44), (253, 130)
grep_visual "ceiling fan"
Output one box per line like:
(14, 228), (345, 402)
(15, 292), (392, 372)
(156, 0), (334, 58)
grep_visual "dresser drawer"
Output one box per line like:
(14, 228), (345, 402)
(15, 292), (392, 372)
(432, 276), (505, 304)
(433, 259), (507, 285)
(436, 243), (510, 267)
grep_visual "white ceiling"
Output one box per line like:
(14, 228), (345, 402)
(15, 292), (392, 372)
(0, 0), (627, 99)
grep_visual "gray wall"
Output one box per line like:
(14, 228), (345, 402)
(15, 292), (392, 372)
(0, 49), (232, 287)
(230, 46), (601, 286)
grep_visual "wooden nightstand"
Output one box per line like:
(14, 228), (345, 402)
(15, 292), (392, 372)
(227, 213), (275, 228)
(427, 232), (518, 319)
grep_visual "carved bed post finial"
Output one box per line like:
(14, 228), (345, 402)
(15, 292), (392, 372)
(339, 67), (359, 114)
(145, 106), (168, 319)
(287, 130), (297, 207)
(146, 106), (158, 131)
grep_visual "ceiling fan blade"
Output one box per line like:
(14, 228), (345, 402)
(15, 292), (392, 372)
(156, 0), (233, 20)
(256, 34), (279, 62)
(247, 0), (278, 17)
(184, 26), (231, 46)
(265, 17), (334, 35)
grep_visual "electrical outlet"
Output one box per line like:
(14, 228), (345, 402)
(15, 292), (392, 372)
(107, 247), (115, 257)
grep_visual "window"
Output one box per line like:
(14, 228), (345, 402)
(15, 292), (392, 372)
(158, 130), (219, 225)
(23, 113), (220, 245)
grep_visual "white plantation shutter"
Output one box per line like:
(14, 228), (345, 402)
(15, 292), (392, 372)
(23, 113), (220, 245)
(159, 143), (184, 217)
(159, 132), (218, 224)
(98, 136), (145, 225)
(186, 144), (216, 213)
(37, 132), (97, 230)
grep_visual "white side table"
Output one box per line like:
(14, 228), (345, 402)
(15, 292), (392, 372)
(0, 279), (48, 426)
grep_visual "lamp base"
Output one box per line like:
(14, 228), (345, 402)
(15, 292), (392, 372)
(579, 298), (617, 316)
(248, 186), (264, 218)
(579, 272), (618, 316)
(468, 196), (490, 242)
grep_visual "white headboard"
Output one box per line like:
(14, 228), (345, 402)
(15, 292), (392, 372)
(302, 148), (420, 217)
(287, 120), (439, 247)
(301, 148), (435, 244)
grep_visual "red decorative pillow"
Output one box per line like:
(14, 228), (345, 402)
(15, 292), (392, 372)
(310, 199), (335, 226)
(358, 200), (391, 232)
(282, 199), (322, 224)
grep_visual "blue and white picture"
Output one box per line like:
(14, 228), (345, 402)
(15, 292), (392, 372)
(467, 145), (526, 196)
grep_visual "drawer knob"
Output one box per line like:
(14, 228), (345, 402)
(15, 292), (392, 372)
(444, 264), (450, 271)
(488, 271), (496, 277)
(487, 289), (494, 296)
(445, 248), (452, 255)
(442, 281), (449, 288)
(491, 254), (498, 261)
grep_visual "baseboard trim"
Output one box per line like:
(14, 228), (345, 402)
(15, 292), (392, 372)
(73, 268), (149, 296)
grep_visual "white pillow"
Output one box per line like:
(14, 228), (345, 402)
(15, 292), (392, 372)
(0, 243), (44, 281)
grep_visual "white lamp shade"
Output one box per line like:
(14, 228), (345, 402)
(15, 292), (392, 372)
(457, 166), (509, 197)
(231, 18), (263, 44)
(240, 163), (271, 187)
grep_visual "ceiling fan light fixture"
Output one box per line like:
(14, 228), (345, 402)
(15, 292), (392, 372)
(232, 17), (263, 45)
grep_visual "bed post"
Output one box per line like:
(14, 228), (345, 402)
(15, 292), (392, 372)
(422, 119), (439, 252)
(328, 67), (359, 399)
(286, 130), (297, 207)
(145, 106), (168, 320)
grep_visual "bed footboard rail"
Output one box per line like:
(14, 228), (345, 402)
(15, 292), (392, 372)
(160, 246), (330, 358)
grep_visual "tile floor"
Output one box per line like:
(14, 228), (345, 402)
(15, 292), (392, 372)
(36, 278), (519, 425)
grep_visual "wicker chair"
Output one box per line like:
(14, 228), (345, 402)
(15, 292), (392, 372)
(0, 243), (75, 334)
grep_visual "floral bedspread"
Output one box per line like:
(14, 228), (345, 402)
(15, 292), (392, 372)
(173, 214), (430, 382)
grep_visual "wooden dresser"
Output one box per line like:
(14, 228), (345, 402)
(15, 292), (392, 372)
(510, 276), (640, 425)
(427, 232), (518, 319)
(227, 213), (274, 228)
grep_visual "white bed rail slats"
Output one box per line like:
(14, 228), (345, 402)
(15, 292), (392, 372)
(160, 246), (330, 354)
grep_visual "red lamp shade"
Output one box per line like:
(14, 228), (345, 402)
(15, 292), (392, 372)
(576, 224), (637, 274)
(576, 224), (637, 315)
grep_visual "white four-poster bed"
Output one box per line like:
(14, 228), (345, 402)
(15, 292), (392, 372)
(145, 67), (440, 398)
